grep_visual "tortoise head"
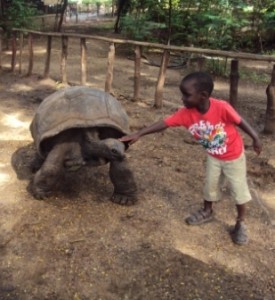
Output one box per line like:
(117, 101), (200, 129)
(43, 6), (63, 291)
(101, 138), (126, 161)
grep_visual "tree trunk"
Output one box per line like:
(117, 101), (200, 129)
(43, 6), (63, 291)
(114, 0), (128, 33)
(0, 0), (7, 19)
(264, 65), (275, 134)
(111, 0), (115, 17)
(167, 0), (172, 45)
(96, 3), (100, 17)
(229, 59), (239, 108)
(57, 0), (68, 32)
(54, 7), (59, 31)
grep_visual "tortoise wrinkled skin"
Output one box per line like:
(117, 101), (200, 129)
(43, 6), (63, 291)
(24, 87), (137, 205)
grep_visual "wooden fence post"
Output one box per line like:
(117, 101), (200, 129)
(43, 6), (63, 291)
(0, 29), (3, 69)
(133, 45), (141, 101)
(44, 35), (52, 78)
(61, 36), (68, 84)
(264, 65), (275, 134)
(80, 38), (87, 85)
(197, 56), (206, 71)
(154, 50), (170, 108)
(19, 32), (24, 74)
(105, 43), (115, 93)
(27, 33), (34, 76)
(11, 32), (17, 73)
(229, 59), (239, 108)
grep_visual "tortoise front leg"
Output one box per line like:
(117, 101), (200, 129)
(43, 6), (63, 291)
(11, 143), (44, 180)
(29, 144), (67, 199)
(109, 159), (138, 205)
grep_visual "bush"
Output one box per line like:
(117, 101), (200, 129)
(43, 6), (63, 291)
(0, 0), (39, 38)
(121, 15), (166, 42)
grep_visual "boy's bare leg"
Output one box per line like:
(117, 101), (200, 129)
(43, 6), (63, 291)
(231, 203), (248, 245)
(203, 199), (213, 213)
(236, 204), (246, 222)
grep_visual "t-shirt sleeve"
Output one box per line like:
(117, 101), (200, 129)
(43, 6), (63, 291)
(164, 108), (188, 127)
(222, 101), (242, 125)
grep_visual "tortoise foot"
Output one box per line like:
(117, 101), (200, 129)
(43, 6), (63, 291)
(27, 183), (52, 200)
(111, 192), (137, 206)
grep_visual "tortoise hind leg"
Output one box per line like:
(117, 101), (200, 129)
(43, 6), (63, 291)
(11, 143), (44, 180)
(109, 159), (138, 205)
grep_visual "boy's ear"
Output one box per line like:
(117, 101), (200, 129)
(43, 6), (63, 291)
(200, 91), (209, 99)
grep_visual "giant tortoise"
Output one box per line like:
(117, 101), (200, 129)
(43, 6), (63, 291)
(18, 86), (137, 205)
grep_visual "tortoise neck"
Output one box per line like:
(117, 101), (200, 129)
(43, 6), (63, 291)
(84, 140), (110, 159)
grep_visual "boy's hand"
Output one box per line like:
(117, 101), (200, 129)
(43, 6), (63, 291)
(119, 133), (141, 145)
(253, 138), (262, 155)
(119, 121), (168, 145)
(238, 118), (262, 155)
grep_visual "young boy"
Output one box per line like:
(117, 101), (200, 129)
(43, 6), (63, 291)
(120, 72), (262, 245)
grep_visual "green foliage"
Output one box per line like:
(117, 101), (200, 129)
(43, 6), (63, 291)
(7, 1), (38, 27)
(186, 10), (250, 50)
(118, 0), (275, 53)
(264, 10), (275, 29)
(121, 15), (166, 41)
(81, 0), (112, 4)
(0, 0), (39, 36)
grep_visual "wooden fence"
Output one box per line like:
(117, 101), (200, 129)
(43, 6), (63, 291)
(1, 28), (275, 133)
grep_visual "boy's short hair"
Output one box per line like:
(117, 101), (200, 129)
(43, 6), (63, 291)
(182, 72), (214, 95)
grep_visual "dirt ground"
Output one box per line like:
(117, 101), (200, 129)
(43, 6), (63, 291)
(0, 18), (275, 300)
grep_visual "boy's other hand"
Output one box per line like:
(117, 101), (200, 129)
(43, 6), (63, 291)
(253, 138), (262, 155)
(119, 133), (140, 145)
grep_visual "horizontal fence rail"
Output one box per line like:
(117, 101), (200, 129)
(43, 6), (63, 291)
(0, 27), (275, 127)
(11, 29), (275, 62)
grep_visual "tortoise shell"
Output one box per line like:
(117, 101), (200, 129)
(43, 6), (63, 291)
(30, 86), (130, 156)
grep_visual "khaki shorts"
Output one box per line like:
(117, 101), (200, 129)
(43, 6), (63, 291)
(203, 152), (251, 205)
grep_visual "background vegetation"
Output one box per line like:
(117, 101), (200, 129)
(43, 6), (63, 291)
(0, 0), (40, 36)
(115, 0), (275, 53)
(0, 0), (274, 53)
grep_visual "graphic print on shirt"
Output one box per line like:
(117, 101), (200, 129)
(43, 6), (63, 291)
(188, 120), (227, 155)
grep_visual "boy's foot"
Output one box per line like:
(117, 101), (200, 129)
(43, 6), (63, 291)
(230, 222), (248, 245)
(185, 208), (213, 225)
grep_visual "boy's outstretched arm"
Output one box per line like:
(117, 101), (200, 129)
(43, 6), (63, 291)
(238, 118), (262, 155)
(119, 120), (168, 144)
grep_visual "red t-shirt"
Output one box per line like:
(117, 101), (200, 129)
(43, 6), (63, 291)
(164, 98), (243, 160)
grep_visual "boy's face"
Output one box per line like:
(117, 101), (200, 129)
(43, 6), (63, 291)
(179, 79), (207, 109)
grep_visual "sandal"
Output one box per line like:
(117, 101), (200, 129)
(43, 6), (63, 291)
(185, 208), (214, 225)
(230, 222), (248, 245)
